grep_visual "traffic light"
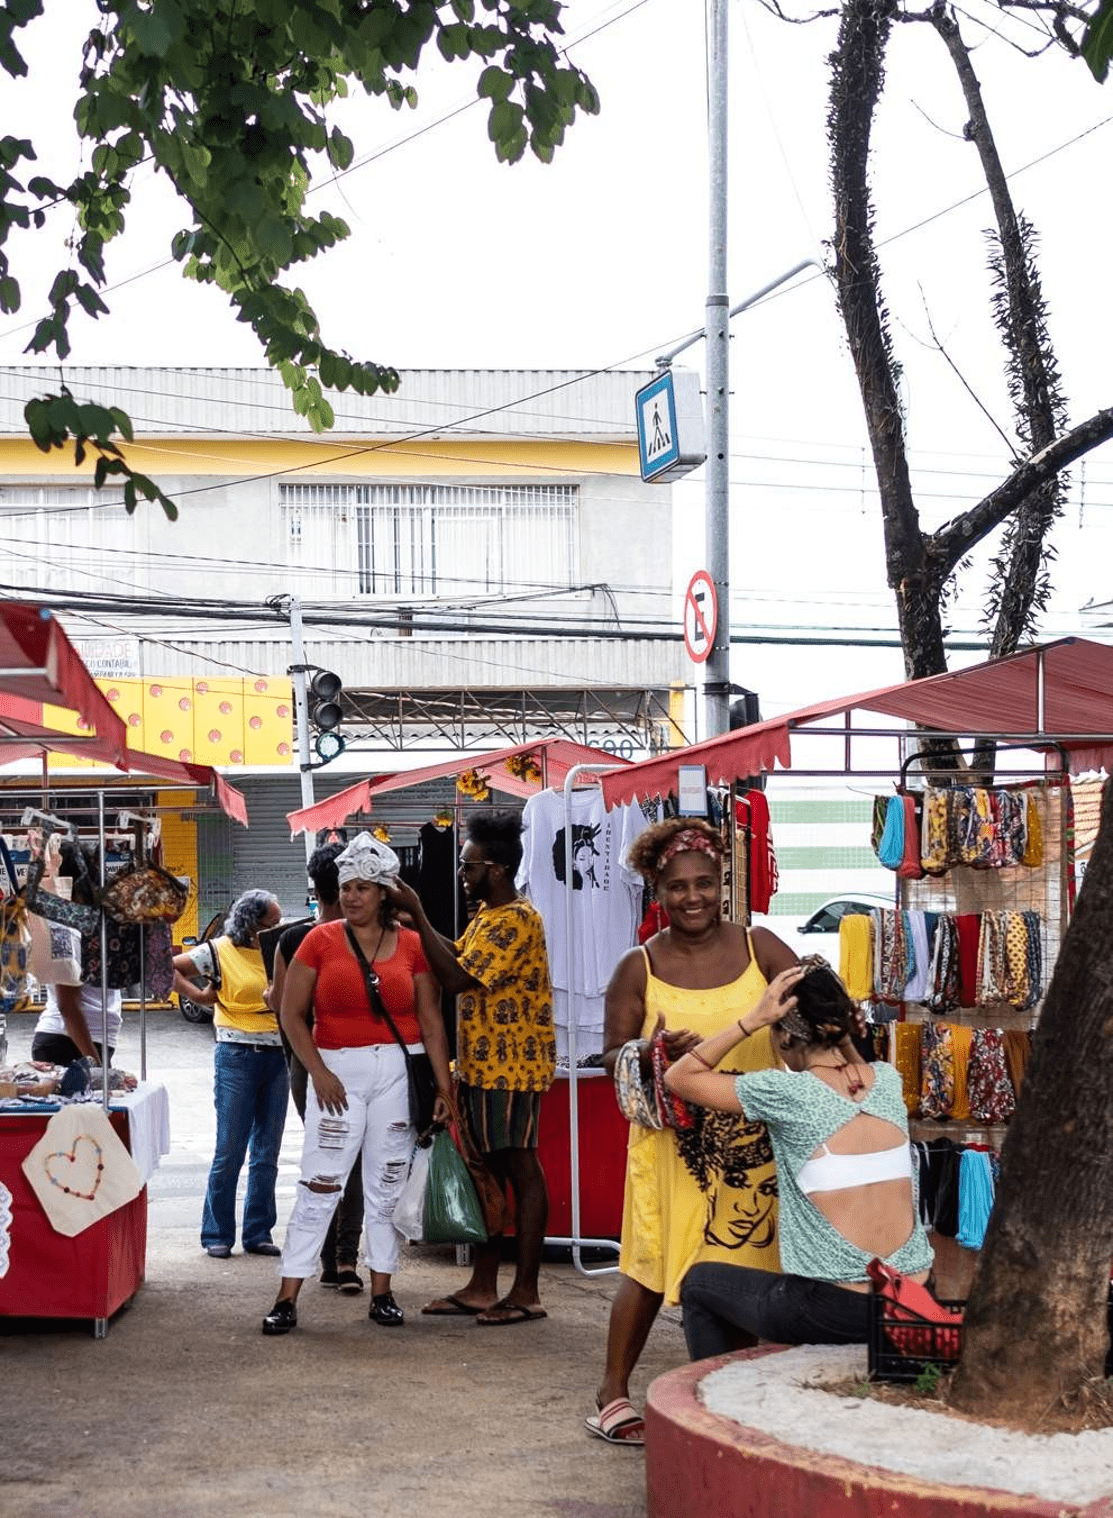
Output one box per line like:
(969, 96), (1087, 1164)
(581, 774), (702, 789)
(308, 669), (343, 731)
(729, 688), (760, 730)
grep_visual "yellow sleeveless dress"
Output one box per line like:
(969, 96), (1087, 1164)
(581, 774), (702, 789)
(617, 938), (781, 1305)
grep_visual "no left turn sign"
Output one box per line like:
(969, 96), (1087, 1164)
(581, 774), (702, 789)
(683, 570), (717, 665)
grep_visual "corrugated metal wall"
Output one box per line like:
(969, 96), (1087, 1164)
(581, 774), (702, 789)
(230, 775), (464, 918)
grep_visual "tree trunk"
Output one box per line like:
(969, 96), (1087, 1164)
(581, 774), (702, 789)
(828, 0), (951, 682)
(949, 777), (1113, 1420)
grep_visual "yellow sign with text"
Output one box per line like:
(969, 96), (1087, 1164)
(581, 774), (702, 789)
(46, 675), (295, 768)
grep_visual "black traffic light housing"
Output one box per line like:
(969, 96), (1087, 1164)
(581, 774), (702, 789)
(309, 669), (343, 731)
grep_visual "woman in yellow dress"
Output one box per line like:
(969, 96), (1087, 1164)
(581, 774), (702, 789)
(587, 818), (797, 1445)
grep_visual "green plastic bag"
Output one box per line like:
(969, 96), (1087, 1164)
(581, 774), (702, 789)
(422, 1129), (487, 1245)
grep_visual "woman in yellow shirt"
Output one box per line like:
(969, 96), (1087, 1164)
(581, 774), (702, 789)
(172, 889), (284, 1259)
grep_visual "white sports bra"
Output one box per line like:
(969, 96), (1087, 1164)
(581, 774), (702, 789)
(796, 1140), (913, 1195)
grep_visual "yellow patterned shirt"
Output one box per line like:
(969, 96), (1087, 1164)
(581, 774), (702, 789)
(455, 898), (555, 1094)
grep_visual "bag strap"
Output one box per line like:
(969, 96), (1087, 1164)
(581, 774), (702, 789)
(344, 923), (413, 1066)
(0, 837), (19, 898)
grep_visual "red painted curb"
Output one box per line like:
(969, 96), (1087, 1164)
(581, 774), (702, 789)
(646, 1346), (1113, 1518)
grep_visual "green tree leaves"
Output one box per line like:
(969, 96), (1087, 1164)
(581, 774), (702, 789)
(2, 0), (599, 507)
(25, 388), (179, 519)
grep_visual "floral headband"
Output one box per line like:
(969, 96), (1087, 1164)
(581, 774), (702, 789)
(656, 828), (720, 874)
(777, 955), (830, 1040)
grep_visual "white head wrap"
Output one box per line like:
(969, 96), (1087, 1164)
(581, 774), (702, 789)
(335, 831), (401, 886)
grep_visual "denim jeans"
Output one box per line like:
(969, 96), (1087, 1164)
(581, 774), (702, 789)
(201, 1042), (289, 1251)
(681, 1263), (871, 1362)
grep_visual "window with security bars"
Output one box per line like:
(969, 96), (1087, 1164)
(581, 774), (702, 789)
(280, 482), (577, 598)
(0, 484), (133, 593)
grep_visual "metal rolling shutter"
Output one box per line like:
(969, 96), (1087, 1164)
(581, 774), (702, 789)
(230, 775), (465, 919)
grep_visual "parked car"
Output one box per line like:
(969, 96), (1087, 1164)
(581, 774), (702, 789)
(751, 892), (894, 965)
(176, 910), (227, 1023)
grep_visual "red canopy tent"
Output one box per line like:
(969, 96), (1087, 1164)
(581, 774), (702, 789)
(286, 738), (627, 837)
(600, 638), (1113, 809)
(0, 603), (127, 766)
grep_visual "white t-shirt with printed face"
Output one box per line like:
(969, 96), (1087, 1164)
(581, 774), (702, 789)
(517, 790), (650, 998)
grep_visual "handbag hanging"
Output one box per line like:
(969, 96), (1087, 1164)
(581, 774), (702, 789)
(98, 820), (188, 925)
(344, 923), (439, 1137)
(22, 850), (101, 935)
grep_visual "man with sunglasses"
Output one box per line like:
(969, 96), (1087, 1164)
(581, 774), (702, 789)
(388, 807), (556, 1326)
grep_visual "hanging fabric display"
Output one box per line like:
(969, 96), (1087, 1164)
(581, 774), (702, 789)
(21, 1104), (142, 1237)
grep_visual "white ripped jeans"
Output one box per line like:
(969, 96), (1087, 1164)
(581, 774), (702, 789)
(280, 1042), (416, 1278)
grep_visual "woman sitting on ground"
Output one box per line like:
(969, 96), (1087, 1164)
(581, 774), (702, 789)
(587, 818), (797, 1446)
(261, 832), (452, 1338)
(664, 957), (933, 1359)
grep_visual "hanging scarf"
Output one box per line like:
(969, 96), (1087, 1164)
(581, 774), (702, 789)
(871, 795), (890, 857)
(967, 1028), (1016, 1124)
(949, 1023), (973, 1121)
(954, 914), (982, 1008)
(897, 794), (924, 879)
(1002, 1029), (1032, 1098)
(920, 1021), (956, 1120)
(956, 1149), (996, 1250)
(1021, 910), (1043, 1009)
(839, 912), (875, 1001)
(877, 794), (906, 871)
(921, 788), (951, 874)
(903, 911), (933, 1003)
(892, 1021), (922, 1116)
(925, 914), (959, 1014)
(1022, 791), (1044, 867)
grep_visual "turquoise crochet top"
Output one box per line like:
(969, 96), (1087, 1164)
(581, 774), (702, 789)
(734, 1061), (933, 1283)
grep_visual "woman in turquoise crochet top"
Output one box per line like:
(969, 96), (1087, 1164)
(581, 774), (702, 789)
(665, 957), (933, 1359)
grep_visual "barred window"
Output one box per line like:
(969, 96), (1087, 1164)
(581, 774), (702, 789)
(279, 481), (577, 598)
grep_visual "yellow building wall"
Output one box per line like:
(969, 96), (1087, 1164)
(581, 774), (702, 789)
(158, 790), (200, 947)
(44, 676), (294, 769)
(0, 437), (640, 480)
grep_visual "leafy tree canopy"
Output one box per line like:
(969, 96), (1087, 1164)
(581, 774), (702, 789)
(0, 0), (599, 516)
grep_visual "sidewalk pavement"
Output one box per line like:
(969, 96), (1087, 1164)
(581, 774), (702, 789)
(0, 1015), (684, 1518)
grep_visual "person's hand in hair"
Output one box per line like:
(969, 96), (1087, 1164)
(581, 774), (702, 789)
(746, 965), (808, 1032)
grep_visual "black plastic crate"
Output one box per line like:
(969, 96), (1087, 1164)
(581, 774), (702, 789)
(867, 1287), (965, 1383)
(869, 1284), (1113, 1383)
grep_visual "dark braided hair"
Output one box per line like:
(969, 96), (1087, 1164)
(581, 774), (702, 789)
(783, 959), (859, 1050)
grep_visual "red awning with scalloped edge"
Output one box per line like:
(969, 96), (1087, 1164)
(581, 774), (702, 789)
(0, 602), (127, 765)
(599, 638), (1113, 809)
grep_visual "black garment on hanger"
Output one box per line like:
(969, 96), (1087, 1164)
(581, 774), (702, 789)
(418, 820), (465, 1058)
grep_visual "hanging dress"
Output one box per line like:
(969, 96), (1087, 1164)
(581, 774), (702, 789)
(618, 938), (781, 1305)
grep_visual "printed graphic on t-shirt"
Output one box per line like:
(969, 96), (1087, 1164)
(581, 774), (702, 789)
(551, 824), (603, 890)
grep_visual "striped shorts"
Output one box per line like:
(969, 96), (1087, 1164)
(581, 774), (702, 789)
(457, 1081), (543, 1153)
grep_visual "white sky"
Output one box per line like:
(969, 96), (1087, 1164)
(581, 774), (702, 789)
(3, 0), (1113, 721)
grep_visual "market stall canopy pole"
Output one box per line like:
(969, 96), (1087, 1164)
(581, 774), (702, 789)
(0, 602), (127, 765)
(599, 638), (1113, 809)
(286, 739), (627, 838)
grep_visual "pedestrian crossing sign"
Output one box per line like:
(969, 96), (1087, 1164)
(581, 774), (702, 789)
(635, 368), (706, 483)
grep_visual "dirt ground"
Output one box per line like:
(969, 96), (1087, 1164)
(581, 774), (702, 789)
(0, 1013), (680, 1518)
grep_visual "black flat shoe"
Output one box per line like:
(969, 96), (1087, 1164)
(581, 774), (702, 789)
(205, 1245), (232, 1259)
(369, 1292), (404, 1327)
(262, 1299), (298, 1336)
(336, 1269), (364, 1295)
(245, 1242), (281, 1257)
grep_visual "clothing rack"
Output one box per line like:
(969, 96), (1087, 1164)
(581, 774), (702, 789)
(549, 763), (622, 1277)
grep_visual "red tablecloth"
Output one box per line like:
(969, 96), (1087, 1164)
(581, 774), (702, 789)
(538, 1070), (628, 1240)
(0, 1110), (147, 1321)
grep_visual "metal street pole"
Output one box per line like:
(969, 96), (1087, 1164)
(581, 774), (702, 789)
(705, 0), (730, 739)
(289, 596), (316, 864)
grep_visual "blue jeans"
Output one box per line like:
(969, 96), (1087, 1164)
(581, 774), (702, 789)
(201, 1043), (289, 1250)
(681, 1263), (870, 1361)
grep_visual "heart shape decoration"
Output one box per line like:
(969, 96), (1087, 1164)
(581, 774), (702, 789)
(44, 1135), (105, 1201)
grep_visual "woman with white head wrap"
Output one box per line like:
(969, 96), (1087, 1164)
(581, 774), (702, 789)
(261, 833), (452, 1337)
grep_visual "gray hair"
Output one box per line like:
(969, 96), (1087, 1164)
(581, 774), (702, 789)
(225, 889), (278, 947)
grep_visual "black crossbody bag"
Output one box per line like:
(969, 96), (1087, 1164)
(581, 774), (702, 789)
(345, 924), (438, 1138)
